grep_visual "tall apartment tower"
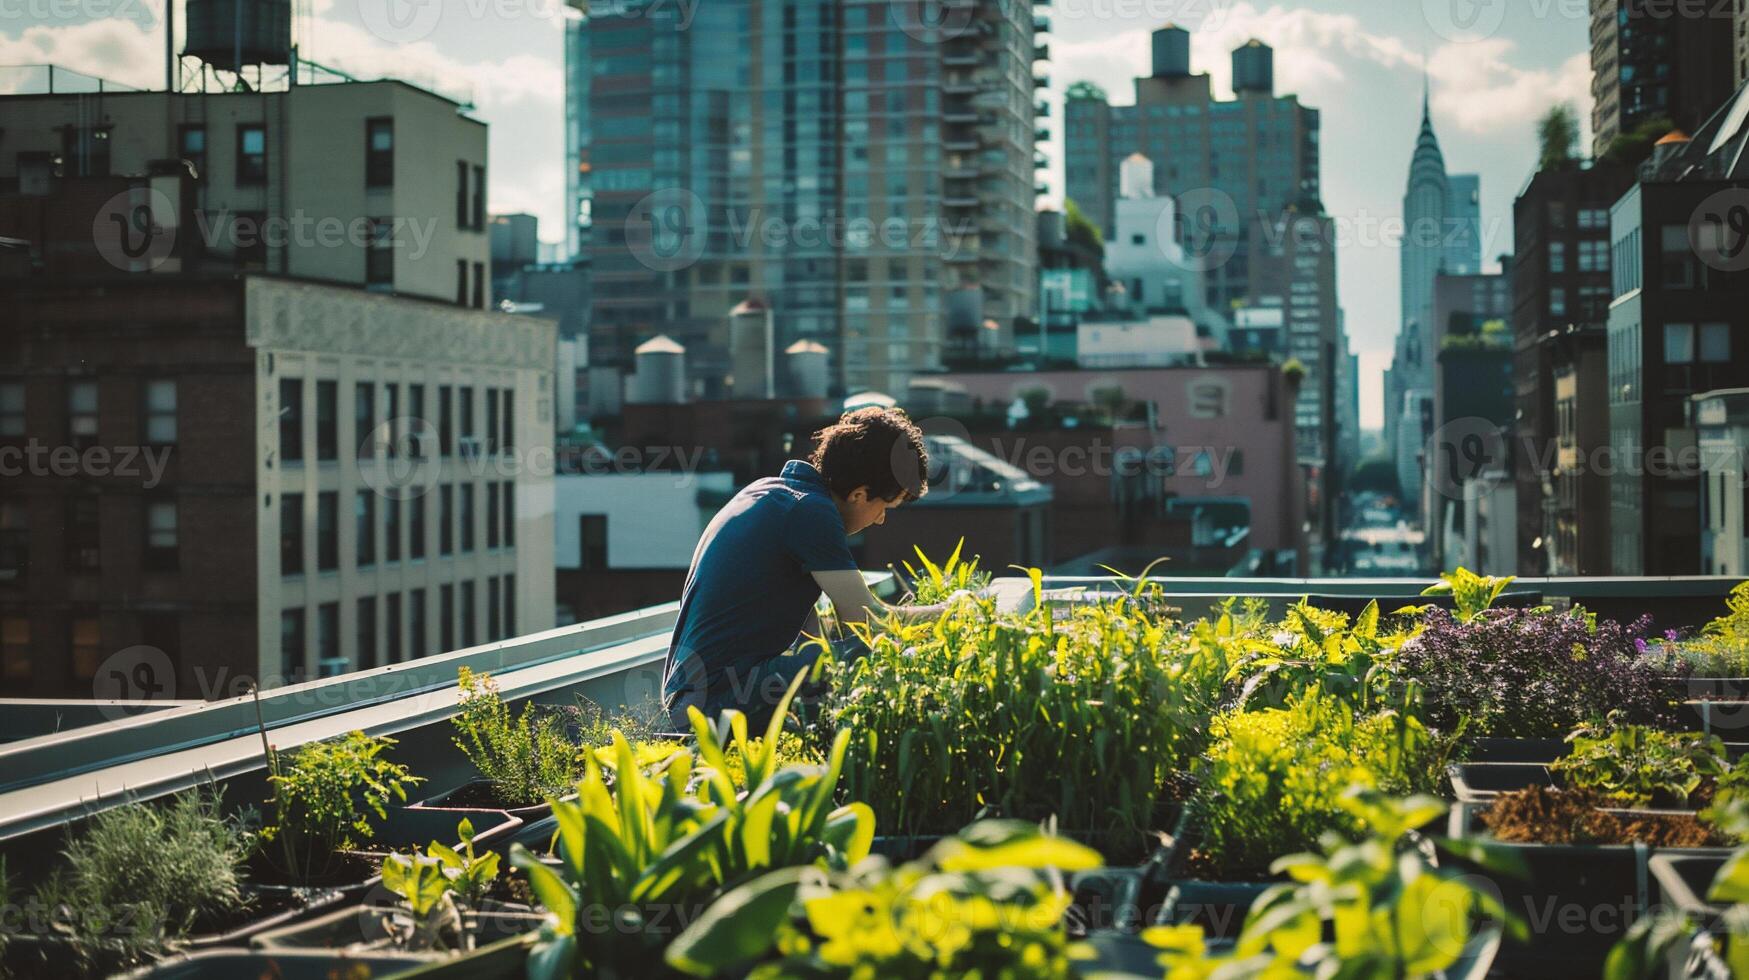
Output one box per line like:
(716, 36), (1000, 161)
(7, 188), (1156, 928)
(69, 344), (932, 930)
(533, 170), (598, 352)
(574, 0), (1043, 397)
(1063, 26), (1321, 311)
(1590, 0), (1737, 157)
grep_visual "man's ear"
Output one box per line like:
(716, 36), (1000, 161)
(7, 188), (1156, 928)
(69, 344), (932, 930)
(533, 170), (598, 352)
(845, 486), (871, 505)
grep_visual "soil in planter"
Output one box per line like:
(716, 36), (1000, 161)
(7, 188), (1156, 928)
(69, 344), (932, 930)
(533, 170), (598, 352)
(432, 780), (547, 811)
(244, 848), (382, 890)
(186, 886), (306, 937)
(1480, 786), (1727, 847)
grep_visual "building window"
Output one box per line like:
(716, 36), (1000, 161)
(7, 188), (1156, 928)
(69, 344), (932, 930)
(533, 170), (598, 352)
(143, 379), (177, 444)
(439, 386), (454, 456)
(1578, 239), (1608, 272)
(1578, 208), (1608, 230)
(485, 390), (499, 454)
(459, 388), (475, 447)
(500, 389), (513, 451)
(408, 384), (426, 459)
(281, 493), (303, 575)
(472, 165), (485, 230)
(460, 484), (475, 552)
(70, 615), (101, 682)
(179, 125), (206, 177)
(502, 480), (514, 547)
(68, 380), (98, 449)
(1700, 322), (1731, 363)
(409, 588), (427, 659)
(456, 259), (469, 306)
(279, 378), (303, 461)
(237, 124), (267, 185)
(317, 602), (340, 674)
(0, 382), (23, 437)
(440, 583), (455, 652)
(0, 500), (26, 586)
(356, 490), (376, 567)
(366, 218), (394, 287)
(487, 482), (500, 549)
(1664, 323), (1695, 364)
(386, 593), (402, 663)
(440, 485), (454, 555)
(67, 497), (100, 571)
(281, 608), (306, 683)
(144, 499), (178, 571)
(1548, 241), (1567, 274)
(384, 384), (399, 458)
(472, 262), (485, 309)
(366, 118), (394, 187)
(1549, 288), (1567, 317)
(357, 596), (377, 670)
(504, 572), (515, 637)
(356, 382), (376, 459)
(461, 580), (477, 647)
(410, 494), (426, 560)
(580, 514), (607, 570)
(2, 616), (30, 686)
(316, 380), (338, 460)
(488, 576), (501, 641)
(456, 161), (469, 227)
(385, 496), (400, 562)
(317, 491), (338, 570)
(1661, 224), (1698, 289)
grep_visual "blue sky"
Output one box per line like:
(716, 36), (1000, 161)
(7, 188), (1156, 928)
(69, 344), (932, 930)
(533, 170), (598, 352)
(4, 0), (1593, 428)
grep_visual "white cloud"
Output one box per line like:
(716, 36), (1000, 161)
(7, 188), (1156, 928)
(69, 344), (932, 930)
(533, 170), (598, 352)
(1430, 44), (1592, 143)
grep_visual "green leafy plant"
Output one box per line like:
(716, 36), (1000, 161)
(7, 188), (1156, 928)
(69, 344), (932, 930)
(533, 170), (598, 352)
(1551, 718), (1732, 808)
(1644, 580), (1749, 676)
(1224, 599), (1422, 714)
(509, 672), (874, 977)
(452, 667), (580, 807)
(822, 577), (1222, 844)
(264, 730), (423, 884)
(27, 788), (256, 972)
(1189, 689), (1443, 878)
(1142, 792), (1526, 979)
(1414, 566), (1516, 622)
(380, 852), (462, 951)
(663, 820), (1101, 978)
(898, 539), (991, 605)
(428, 816), (501, 908)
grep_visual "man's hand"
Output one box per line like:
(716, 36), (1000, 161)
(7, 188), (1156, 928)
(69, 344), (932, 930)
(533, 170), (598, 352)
(811, 571), (983, 630)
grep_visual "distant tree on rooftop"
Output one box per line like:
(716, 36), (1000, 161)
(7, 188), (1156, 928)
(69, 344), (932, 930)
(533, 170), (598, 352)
(1537, 104), (1578, 172)
(1600, 113), (1677, 169)
(1064, 198), (1104, 259)
(1351, 455), (1401, 497)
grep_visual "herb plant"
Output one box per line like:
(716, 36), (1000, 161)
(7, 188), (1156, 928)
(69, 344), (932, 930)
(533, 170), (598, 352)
(1395, 605), (1671, 738)
(1189, 690), (1442, 878)
(264, 730), (423, 884)
(1551, 719), (1732, 807)
(1643, 580), (1749, 677)
(663, 820), (1102, 978)
(898, 539), (991, 605)
(380, 852), (463, 951)
(1414, 566), (1517, 622)
(452, 668), (580, 806)
(821, 572), (1222, 842)
(428, 816), (501, 908)
(510, 672), (874, 977)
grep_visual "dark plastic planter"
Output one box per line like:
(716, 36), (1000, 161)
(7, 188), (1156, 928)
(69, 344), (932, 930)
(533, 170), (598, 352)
(1154, 879), (1274, 939)
(1466, 737), (1567, 763)
(1648, 849), (1735, 923)
(411, 780), (574, 824)
(374, 930), (542, 979)
(1678, 699), (1749, 736)
(1065, 867), (1153, 936)
(253, 903), (547, 954)
(1447, 762), (1556, 803)
(117, 949), (432, 979)
(184, 884), (348, 950)
(1662, 676), (1749, 701)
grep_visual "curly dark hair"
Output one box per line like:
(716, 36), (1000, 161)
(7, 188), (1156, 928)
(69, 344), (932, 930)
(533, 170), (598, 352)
(808, 407), (929, 502)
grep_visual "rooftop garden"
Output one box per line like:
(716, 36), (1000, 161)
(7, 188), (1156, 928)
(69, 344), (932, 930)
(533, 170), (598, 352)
(6, 569), (1749, 978)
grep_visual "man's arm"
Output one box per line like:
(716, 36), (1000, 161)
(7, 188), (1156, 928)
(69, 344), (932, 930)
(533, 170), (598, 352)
(811, 569), (972, 629)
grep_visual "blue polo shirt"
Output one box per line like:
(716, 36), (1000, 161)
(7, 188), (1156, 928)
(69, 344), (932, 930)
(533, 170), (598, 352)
(662, 460), (859, 702)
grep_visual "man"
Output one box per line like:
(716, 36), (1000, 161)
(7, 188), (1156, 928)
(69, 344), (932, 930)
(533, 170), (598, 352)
(662, 407), (968, 729)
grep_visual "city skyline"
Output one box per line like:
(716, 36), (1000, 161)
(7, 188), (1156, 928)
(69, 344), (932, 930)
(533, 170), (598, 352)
(6, 0), (1595, 427)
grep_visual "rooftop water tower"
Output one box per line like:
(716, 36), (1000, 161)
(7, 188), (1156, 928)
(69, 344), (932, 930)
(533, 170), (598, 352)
(183, 0), (293, 74)
(629, 335), (686, 405)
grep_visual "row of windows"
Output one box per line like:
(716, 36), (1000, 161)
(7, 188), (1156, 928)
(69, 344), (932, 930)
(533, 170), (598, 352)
(279, 574), (516, 678)
(278, 481), (516, 576)
(278, 379), (514, 463)
(0, 612), (177, 688)
(0, 379), (176, 444)
(0, 496), (177, 582)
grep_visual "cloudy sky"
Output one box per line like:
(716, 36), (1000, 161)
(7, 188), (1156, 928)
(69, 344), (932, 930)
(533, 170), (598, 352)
(5, 0), (1591, 427)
